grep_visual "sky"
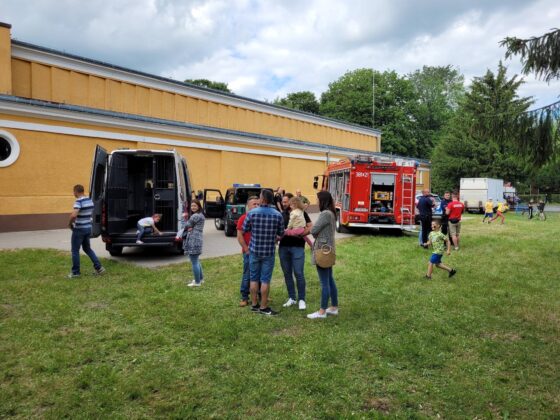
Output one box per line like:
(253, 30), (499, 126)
(2, 0), (559, 109)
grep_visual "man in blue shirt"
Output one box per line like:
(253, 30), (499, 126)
(68, 184), (105, 278)
(417, 189), (435, 247)
(243, 189), (284, 316)
(440, 191), (451, 236)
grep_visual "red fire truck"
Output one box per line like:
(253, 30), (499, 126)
(313, 155), (418, 232)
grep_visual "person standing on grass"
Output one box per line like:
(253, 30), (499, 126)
(242, 189), (285, 316)
(180, 199), (205, 287)
(236, 195), (260, 307)
(482, 198), (494, 223)
(424, 220), (456, 279)
(279, 193), (312, 311)
(440, 191), (451, 236)
(68, 184), (105, 278)
(445, 192), (465, 251)
(417, 189), (435, 246)
(489, 201), (508, 224)
(307, 191), (339, 320)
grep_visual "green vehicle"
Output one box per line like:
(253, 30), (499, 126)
(203, 184), (273, 237)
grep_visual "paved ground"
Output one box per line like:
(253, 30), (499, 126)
(0, 213), (353, 268)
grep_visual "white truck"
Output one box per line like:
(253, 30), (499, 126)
(460, 178), (504, 214)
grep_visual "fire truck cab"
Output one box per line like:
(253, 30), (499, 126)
(314, 155), (417, 232)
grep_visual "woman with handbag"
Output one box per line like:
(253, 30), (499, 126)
(178, 199), (206, 287)
(307, 191), (339, 319)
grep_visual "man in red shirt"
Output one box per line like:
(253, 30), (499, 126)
(445, 192), (465, 251)
(237, 196), (260, 306)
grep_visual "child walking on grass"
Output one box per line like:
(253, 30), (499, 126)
(284, 196), (314, 247)
(423, 220), (457, 279)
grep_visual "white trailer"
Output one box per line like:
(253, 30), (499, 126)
(460, 178), (504, 213)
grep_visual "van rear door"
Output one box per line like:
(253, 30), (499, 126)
(89, 145), (107, 238)
(203, 189), (225, 218)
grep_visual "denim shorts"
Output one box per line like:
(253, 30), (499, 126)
(249, 253), (275, 284)
(430, 253), (443, 264)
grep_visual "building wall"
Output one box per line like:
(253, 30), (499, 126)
(10, 56), (379, 153)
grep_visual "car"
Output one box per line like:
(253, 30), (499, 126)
(203, 184), (273, 236)
(415, 192), (443, 223)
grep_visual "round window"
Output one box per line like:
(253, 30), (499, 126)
(0, 130), (20, 167)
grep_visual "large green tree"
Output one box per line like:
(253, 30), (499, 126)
(431, 63), (532, 192)
(320, 68), (427, 157)
(273, 91), (320, 114)
(408, 66), (464, 153)
(184, 79), (232, 93)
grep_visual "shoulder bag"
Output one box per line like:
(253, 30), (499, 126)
(314, 244), (336, 268)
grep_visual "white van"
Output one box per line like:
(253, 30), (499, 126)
(89, 146), (193, 256)
(460, 178), (504, 213)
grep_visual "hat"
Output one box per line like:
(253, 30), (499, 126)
(489, 197), (493, 200)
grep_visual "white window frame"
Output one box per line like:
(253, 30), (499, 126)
(0, 130), (20, 167)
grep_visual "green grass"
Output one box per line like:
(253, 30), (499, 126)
(1, 213), (559, 418)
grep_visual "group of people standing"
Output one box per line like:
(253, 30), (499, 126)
(181, 188), (339, 319)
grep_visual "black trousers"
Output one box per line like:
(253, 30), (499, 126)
(420, 214), (432, 244)
(441, 215), (449, 235)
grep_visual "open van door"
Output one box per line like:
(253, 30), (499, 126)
(89, 145), (107, 238)
(203, 189), (225, 218)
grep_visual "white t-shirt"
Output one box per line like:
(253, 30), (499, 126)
(138, 217), (155, 227)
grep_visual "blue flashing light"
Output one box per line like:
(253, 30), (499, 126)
(233, 183), (261, 187)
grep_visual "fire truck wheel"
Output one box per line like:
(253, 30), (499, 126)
(336, 211), (349, 233)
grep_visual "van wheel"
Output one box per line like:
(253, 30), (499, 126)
(107, 245), (123, 256)
(225, 222), (236, 237)
(215, 218), (225, 230)
(336, 211), (349, 233)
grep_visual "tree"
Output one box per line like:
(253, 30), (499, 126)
(431, 63), (532, 192)
(408, 66), (464, 153)
(273, 91), (320, 114)
(320, 68), (426, 157)
(501, 28), (560, 82)
(184, 79), (232, 93)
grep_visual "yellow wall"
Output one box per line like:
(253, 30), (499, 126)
(0, 25), (12, 94)
(10, 56), (379, 153)
(0, 117), (330, 216)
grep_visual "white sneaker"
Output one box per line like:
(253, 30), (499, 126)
(454, 247), (459, 251)
(282, 298), (296, 307)
(307, 311), (327, 319)
(187, 280), (201, 287)
(298, 300), (306, 310)
(136, 240), (144, 244)
(326, 307), (338, 316)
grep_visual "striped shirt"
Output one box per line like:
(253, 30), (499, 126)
(73, 196), (94, 230)
(242, 205), (284, 257)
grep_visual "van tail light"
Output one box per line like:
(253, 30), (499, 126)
(102, 205), (107, 227)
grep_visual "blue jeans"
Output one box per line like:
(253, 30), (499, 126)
(71, 228), (101, 275)
(136, 224), (153, 241)
(316, 266), (338, 310)
(240, 253), (250, 300)
(279, 246), (306, 301)
(189, 254), (204, 284)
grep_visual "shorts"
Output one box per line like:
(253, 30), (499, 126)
(448, 221), (461, 237)
(484, 212), (493, 218)
(249, 253), (275, 284)
(430, 253), (443, 264)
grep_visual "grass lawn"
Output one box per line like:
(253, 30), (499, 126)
(1, 213), (559, 418)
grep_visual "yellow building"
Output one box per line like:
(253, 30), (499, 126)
(0, 22), (429, 232)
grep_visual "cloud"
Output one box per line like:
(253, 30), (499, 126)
(2, 0), (559, 107)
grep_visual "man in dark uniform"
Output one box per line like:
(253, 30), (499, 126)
(440, 191), (451, 236)
(417, 189), (435, 247)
